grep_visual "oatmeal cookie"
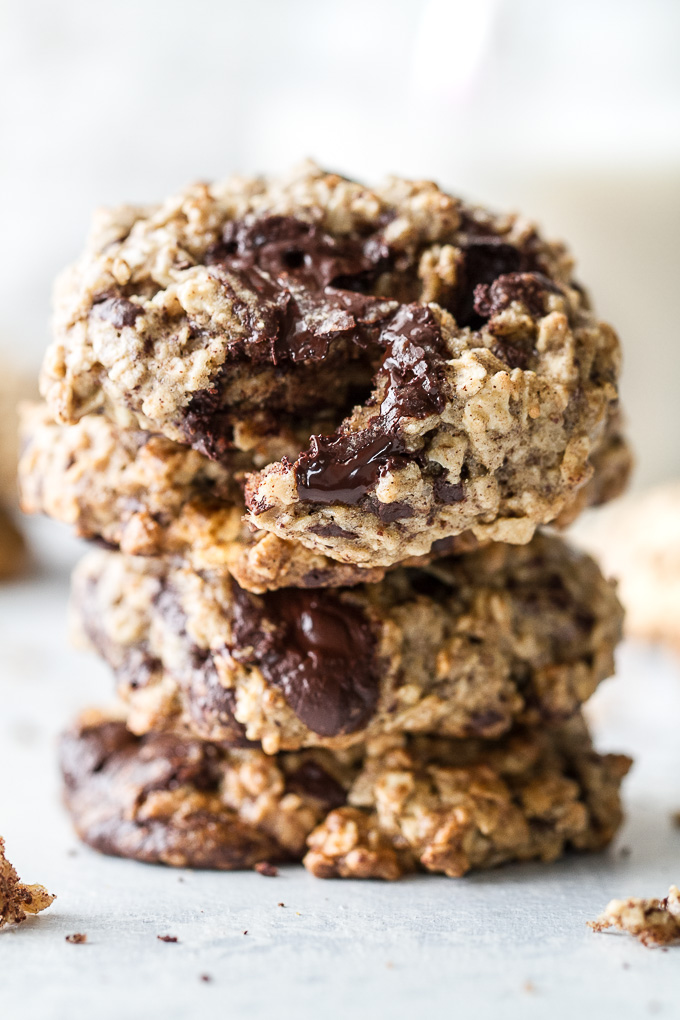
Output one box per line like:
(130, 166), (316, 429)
(0, 836), (55, 928)
(574, 483), (680, 651)
(60, 712), (630, 878)
(41, 162), (628, 570)
(70, 533), (622, 753)
(589, 887), (680, 947)
(19, 403), (478, 592)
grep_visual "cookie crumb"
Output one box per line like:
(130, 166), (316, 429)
(0, 836), (55, 929)
(588, 887), (680, 947)
(254, 862), (279, 877)
(277, 902), (285, 908)
(200, 974), (212, 983)
(523, 980), (536, 994)
(65, 933), (87, 944)
(157, 935), (178, 943)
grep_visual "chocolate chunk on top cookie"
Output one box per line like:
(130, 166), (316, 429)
(41, 162), (628, 572)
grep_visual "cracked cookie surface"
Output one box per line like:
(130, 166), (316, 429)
(41, 162), (628, 571)
(60, 711), (630, 879)
(70, 533), (622, 753)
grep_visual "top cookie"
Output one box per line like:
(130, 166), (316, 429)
(42, 163), (627, 570)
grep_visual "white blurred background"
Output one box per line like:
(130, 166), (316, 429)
(1, 0), (678, 485)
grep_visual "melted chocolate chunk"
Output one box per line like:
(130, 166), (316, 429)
(363, 497), (415, 523)
(433, 477), (465, 504)
(285, 760), (347, 810)
(379, 304), (448, 419)
(205, 215), (393, 364)
(182, 382), (235, 460)
(449, 238), (543, 328)
(231, 583), (380, 737)
(308, 522), (360, 539)
(295, 428), (408, 506)
(92, 295), (143, 329)
(290, 302), (450, 509)
(473, 272), (559, 321)
(220, 216), (390, 293)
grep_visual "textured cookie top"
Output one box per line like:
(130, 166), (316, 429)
(42, 162), (626, 569)
(71, 533), (623, 753)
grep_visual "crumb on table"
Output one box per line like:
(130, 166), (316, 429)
(0, 836), (55, 929)
(588, 887), (680, 947)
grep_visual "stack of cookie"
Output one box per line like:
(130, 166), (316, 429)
(20, 164), (633, 879)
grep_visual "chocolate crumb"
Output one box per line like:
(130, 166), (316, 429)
(254, 861), (279, 877)
(200, 974), (212, 983)
(65, 933), (87, 944)
(277, 902), (285, 908)
(157, 935), (179, 943)
(243, 930), (248, 935)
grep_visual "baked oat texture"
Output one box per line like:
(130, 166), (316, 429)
(19, 403), (478, 592)
(589, 887), (680, 947)
(61, 712), (630, 879)
(69, 533), (623, 753)
(41, 162), (628, 571)
(574, 483), (680, 651)
(0, 836), (55, 929)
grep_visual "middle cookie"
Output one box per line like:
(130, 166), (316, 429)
(70, 533), (622, 754)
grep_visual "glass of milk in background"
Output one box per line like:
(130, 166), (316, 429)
(1, 0), (678, 486)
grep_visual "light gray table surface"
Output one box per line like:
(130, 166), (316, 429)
(1, 521), (679, 1020)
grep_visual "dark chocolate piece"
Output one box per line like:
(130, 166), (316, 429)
(92, 295), (142, 329)
(285, 760), (347, 810)
(231, 584), (380, 737)
(295, 429), (408, 506)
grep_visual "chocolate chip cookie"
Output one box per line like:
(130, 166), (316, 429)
(60, 711), (630, 879)
(19, 403), (479, 592)
(70, 533), (622, 753)
(41, 162), (629, 571)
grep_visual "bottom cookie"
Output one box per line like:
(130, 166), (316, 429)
(61, 711), (631, 879)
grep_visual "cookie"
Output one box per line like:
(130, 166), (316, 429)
(41, 162), (628, 571)
(60, 711), (630, 879)
(70, 533), (622, 753)
(19, 403), (479, 593)
(0, 505), (27, 580)
(0, 836), (55, 928)
(574, 483), (680, 651)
